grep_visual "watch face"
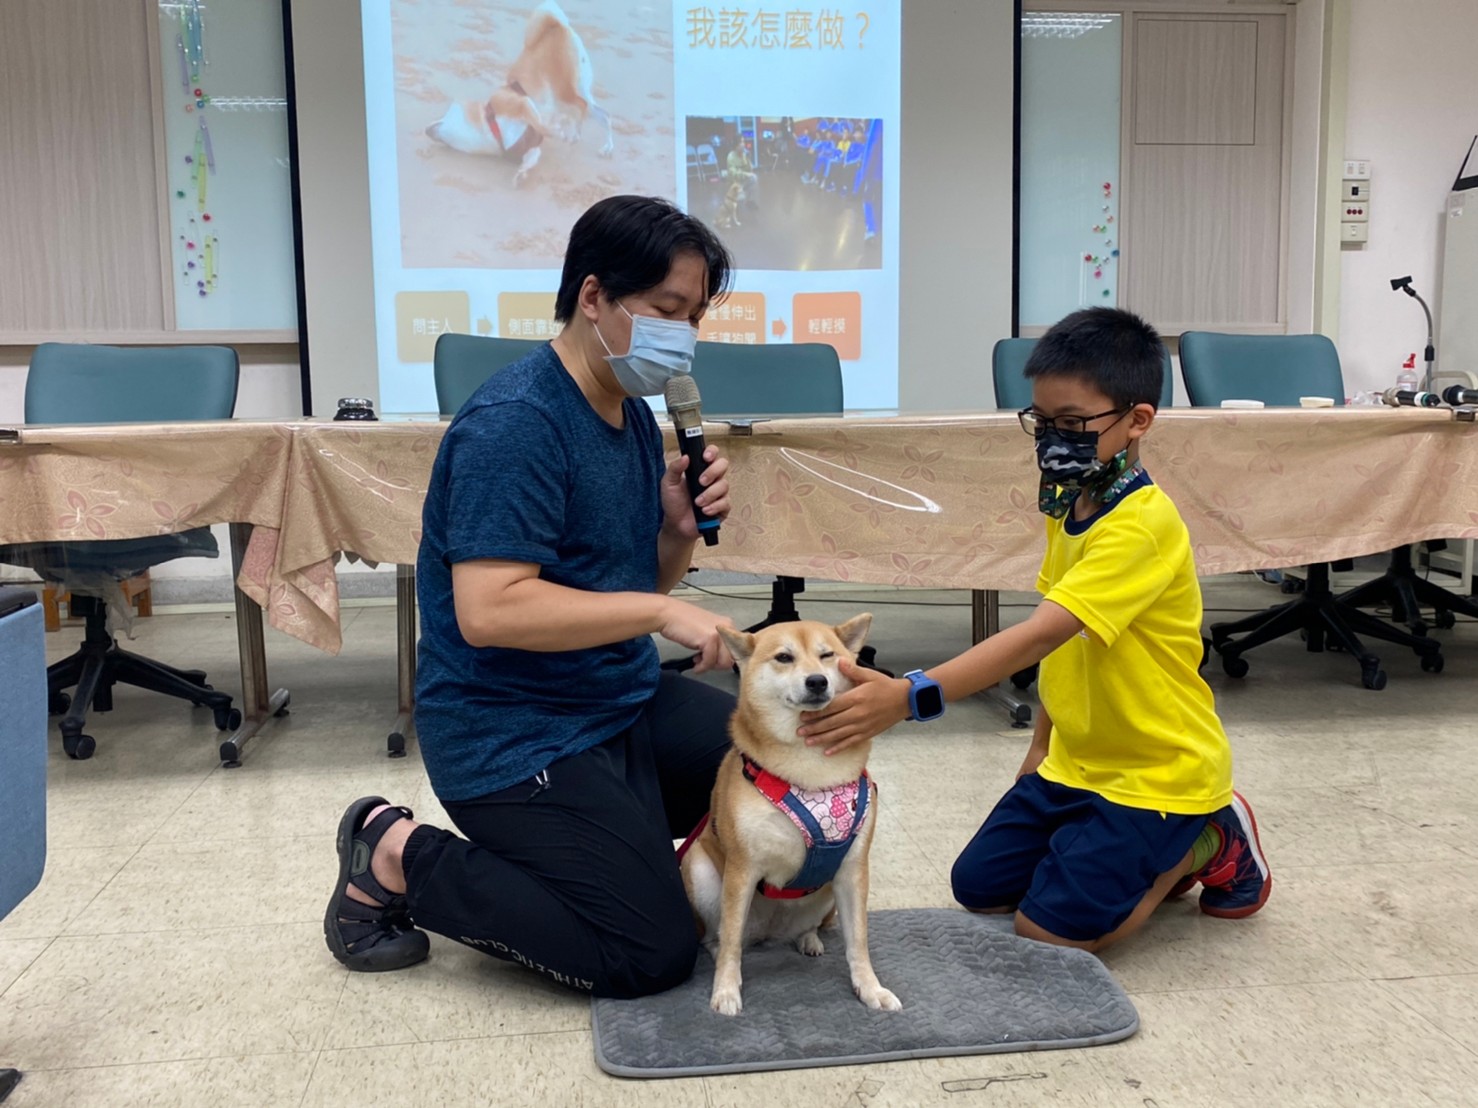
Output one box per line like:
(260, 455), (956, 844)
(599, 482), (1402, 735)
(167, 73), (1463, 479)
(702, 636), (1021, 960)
(914, 683), (945, 720)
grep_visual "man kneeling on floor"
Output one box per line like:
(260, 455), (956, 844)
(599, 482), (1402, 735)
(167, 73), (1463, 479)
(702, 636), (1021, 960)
(323, 196), (739, 997)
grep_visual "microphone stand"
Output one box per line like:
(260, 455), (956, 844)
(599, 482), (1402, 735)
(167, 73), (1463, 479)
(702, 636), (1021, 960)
(1391, 277), (1437, 391)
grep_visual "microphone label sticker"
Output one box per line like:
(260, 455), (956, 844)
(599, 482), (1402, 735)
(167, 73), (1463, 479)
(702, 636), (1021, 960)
(683, 426), (704, 438)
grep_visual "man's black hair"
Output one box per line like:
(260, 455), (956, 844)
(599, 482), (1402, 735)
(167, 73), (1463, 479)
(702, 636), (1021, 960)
(553, 195), (733, 323)
(1023, 307), (1165, 410)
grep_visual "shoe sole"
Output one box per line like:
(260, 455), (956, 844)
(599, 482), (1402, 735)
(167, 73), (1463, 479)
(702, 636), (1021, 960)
(324, 796), (429, 972)
(1202, 791), (1272, 919)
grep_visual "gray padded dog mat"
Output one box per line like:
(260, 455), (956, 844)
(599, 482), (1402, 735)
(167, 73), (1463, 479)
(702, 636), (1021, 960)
(591, 908), (1138, 1078)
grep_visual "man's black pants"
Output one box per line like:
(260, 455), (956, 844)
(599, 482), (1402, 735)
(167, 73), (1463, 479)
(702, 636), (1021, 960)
(401, 674), (733, 998)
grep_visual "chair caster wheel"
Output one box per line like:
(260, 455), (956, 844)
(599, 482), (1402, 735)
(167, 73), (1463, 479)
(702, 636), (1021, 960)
(274, 694), (291, 718)
(1421, 652), (1444, 674)
(1222, 654), (1249, 679)
(1200, 637), (1212, 670)
(49, 691), (71, 716)
(1435, 610), (1456, 630)
(387, 732), (407, 758)
(1009, 665), (1037, 690)
(63, 733), (96, 760)
(214, 707), (243, 732)
(1360, 656), (1387, 690)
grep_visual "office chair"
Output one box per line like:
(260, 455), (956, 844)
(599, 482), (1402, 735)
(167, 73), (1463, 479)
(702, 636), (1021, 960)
(992, 336), (1176, 411)
(0, 588), (45, 1104)
(0, 344), (241, 758)
(671, 340), (884, 671)
(1179, 332), (1442, 689)
(988, 337), (1179, 700)
(433, 333), (545, 415)
(1339, 544), (1478, 637)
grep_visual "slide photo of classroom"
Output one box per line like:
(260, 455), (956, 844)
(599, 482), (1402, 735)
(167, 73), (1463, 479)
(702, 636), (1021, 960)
(685, 116), (884, 271)
(389, 0), (676, 269)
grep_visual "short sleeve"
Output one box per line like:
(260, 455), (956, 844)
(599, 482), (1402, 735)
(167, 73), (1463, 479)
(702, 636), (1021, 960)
(1042, 520), (1174, 648)
(442, 402), (569, 567)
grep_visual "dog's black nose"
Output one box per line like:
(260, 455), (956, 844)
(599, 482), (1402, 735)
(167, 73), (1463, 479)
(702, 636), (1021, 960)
(805, 674), (829, 694)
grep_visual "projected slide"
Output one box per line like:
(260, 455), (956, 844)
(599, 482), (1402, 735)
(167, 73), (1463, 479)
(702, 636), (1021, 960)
(361, 1), (900, 414)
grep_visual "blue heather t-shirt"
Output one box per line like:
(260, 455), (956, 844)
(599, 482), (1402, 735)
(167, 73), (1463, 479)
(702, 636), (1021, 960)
(414, 343), (665, 802)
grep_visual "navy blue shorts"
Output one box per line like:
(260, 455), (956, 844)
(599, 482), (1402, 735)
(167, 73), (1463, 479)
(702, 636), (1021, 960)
(950, 773), (1209, 941)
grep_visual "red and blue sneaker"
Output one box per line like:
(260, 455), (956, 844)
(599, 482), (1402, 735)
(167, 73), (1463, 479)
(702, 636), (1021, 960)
(1196, 792), (1272, 918)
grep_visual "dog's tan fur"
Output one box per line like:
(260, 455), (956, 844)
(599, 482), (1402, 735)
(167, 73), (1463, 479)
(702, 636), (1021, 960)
(680, 615), (901, 1017)
(715, 181), (745, 229)
(424, 0), (614, 186)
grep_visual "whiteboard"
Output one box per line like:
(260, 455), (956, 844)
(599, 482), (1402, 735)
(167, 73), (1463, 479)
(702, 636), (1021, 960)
(155, 0), (297, 330)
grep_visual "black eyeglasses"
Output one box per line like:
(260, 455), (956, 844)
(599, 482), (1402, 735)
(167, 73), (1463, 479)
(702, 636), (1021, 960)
(1017, 406), (1130, 437)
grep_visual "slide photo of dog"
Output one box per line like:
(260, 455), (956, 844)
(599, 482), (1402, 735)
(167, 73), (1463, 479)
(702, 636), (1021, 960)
(388, 0), (675, 269)
(679, 614), (902, 1017)
(685, 114), (884, 270)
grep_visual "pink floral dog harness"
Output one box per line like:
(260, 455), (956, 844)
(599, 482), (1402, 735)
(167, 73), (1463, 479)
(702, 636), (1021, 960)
(742, 757), (871, 899)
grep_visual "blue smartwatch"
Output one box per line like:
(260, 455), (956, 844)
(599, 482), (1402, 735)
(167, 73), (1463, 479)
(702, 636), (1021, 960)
(903, 670), (945, 722)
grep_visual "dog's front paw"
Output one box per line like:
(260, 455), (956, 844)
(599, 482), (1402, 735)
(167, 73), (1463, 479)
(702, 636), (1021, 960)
(857, 983), (902, 1011)
(710, 985), (743, 1017)
(796, 931), (825, 957)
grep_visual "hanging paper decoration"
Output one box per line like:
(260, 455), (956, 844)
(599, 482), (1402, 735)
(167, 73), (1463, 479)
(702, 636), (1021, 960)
(171, 0), (223, 301)
(1084, 181), (1118, 303)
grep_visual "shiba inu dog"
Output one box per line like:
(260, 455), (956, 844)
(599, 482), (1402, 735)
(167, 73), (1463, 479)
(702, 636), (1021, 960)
(679, 614), (901, 1017)
(715, 180), (745, 229)
(424, 0), (614, 186)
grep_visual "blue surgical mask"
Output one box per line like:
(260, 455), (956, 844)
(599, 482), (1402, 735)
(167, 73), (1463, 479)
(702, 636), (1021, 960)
(596, 303), (698, 397)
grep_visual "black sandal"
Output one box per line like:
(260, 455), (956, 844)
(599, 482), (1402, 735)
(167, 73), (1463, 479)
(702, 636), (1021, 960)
(324, 795), (430, 972)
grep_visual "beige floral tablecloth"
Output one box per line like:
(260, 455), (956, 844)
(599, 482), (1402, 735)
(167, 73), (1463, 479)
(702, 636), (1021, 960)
(4, 408), (1476, 654)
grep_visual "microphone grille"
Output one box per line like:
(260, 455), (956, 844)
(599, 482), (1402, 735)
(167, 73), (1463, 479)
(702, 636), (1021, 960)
(664, 373), (701, 409)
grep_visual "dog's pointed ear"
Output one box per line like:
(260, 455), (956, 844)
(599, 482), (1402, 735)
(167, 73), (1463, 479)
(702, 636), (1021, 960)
(718, 625), (756, 664)
(833, 613), (872, 656)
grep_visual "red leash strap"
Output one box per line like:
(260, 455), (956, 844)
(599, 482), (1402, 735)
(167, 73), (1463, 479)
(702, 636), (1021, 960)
(675, 812), (710, 863)
(742, 756), (794, 805)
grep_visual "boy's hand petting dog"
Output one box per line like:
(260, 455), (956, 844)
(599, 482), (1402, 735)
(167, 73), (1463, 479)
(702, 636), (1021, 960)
(798, 658), (911, 754)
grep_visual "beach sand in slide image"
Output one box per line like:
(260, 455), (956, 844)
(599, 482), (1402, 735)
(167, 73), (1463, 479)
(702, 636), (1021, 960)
(686, 115), (883, 271)
(391, 0), (675, 270)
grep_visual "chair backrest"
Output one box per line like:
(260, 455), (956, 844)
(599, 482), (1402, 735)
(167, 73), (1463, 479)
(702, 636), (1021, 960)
(991, 337), (1175, 410)
(25, 343), (239, 424)
(990, 339), (1038, 410)
(1178, 332), (1345, 407)
(689, 341), (844, 417)
(0, 589), (46, 921)
(433, 334), (544, 416)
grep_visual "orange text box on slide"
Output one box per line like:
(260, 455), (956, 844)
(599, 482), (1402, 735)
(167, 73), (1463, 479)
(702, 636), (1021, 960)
(396, 291), (471, 363)
(699, 292), (767, 346)
(497, 292), (562, 340)
(792, 292), (861, 360)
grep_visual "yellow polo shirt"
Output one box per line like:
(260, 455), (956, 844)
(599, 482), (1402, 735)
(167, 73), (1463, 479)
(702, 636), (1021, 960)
(1035, 478), (1233, 815)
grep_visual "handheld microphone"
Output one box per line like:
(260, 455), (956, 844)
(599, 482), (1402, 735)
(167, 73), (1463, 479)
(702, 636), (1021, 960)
(1442, 385), (1478, 407)
(664, 374), (720, 546)
(1382, 387), (1441, 408)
